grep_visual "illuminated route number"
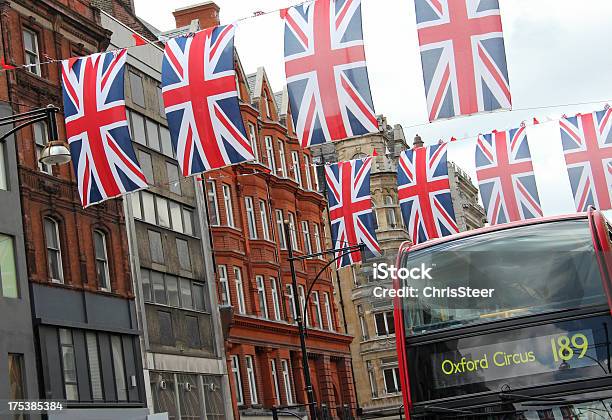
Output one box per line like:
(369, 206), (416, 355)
(551, 333), (588, 362)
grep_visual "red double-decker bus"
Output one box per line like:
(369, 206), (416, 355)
(393, 209), (612, 419)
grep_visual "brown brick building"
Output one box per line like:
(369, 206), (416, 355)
(0, 1), (147, 417)
(168, 3), (358, 418)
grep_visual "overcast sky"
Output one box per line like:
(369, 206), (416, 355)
(133, 0), (612, 216)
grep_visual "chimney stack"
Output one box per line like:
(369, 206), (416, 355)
(413, 134), (424, 148)
(173, 1), (220, 30)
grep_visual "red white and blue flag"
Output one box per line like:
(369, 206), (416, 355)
(282, 0), (378, 148)
(414, 0), (511, 121)
(475, 127), (543, 224)
(161, 25), (254, 176)
(398, 143), (459, 244)
(325, 157), (380, 268)
(559, 109), (612, 211)
(61, 49), (147, 207)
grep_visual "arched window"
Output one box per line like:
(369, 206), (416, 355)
(352, 152), (367, 160)
(385, 195), (397, 228)
(43, 217), (63, 283)
(93, 230), (111, 291)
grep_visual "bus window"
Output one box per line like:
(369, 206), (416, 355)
(401, 219), (606, 335)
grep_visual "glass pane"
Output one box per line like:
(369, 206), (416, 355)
(169, 202), (183, 234)
(130, 112), (147, 145)
(130, 192), (142, 219)
(183, 209), (193, 236)
(22, 30), (35, 52)
(141, 268), (152, 302)
(192, 283), (206, 311)
(142, 192), (155, 224)
(59, 328), (72, 345)
(138, 151), (154, 183)
(146, 119), (161, 151)
(0, 234), (18, 298)
(129, 72), (145, 107)
(93, 231), (105, 259)
(166, 275), (179, 307)
(86, 333), (103, 400)
(61, 346), (77, 382)
(44, 218), (58, 248)
(8, 354), (25, 400)
(180, 278), (193, 309)
(65, 384), (79, 401)
(148, 230), (164, 264)
(176, 239), (191, 271)
(167, 163), (181, 195)
(403, 220), (607, 335)
(184, 317), (201, 349)
(156, 196), (170, 228)
(152, 271), (166, 304)
(160, 126), (173, 157)
(111, 335), (127, 401)
(158, 311), (174, 346)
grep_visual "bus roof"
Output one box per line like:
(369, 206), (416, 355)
(400, 213), (590, 255)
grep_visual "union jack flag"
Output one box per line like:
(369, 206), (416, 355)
(475, 127), (543, 224)
(559, 109), (612, 211)
(414, 0), (511, 121)
(161, 25), (254, 176)
(281, 0), (378, 148)
(325, 157), (380, 268)
(398, 144), (459, 244)
(61, 49), (147, 207)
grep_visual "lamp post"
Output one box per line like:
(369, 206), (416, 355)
(0, 105), (71, 166)
(283, 219), (364, 419)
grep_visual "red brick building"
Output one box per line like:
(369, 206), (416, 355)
(168, 3), (358, 418)
(0, 1), (147, 417)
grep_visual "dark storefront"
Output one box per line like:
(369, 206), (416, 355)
(31, 284), (148, 419)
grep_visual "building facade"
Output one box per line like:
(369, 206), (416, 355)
(0, 98), (39, 417)
(163, 3), (359, 418)
(96, 6), (233, 419)
(0, 1), (148, 418)
(315, 128), (486, 418)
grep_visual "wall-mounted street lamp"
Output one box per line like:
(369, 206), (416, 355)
(0, 104), (70, 166)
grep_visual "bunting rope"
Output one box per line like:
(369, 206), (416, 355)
(0, 0), (316, 73)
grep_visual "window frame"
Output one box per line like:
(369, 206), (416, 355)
(301, 220), (312, 255)
(245, 355), (259, 405)
(93, 229), (111, 292)
(277, 139), (287, 178)
(265, 136), (276, 174)
(255, 275), (268, 319)
(259, 200), (271, 241)
(247, 123), (258, 162)
(383, 367), (401, 395)
(222, 184), (235, 228)
(218, 265), (231, 305)
(291, 151), (302, 187)
(206, 181), (220, 226)
(245, 197), (258, 239)
(275, 209), (286, 249)
(324, 292), (334, 331)
(288, 212), (299, 252)
(44, 217), (64, 283)
(22, 27), (41, 76)
(303, 154), (312, 190)
(375, 311), (395, 337)
(231, 355), (244, 405)
(270, 277), (281, 321)
(281, 359), (294, 404)
(233, 266), (246, 314)
(312, 291), (323, 329)
(0, 233), (18, 298)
